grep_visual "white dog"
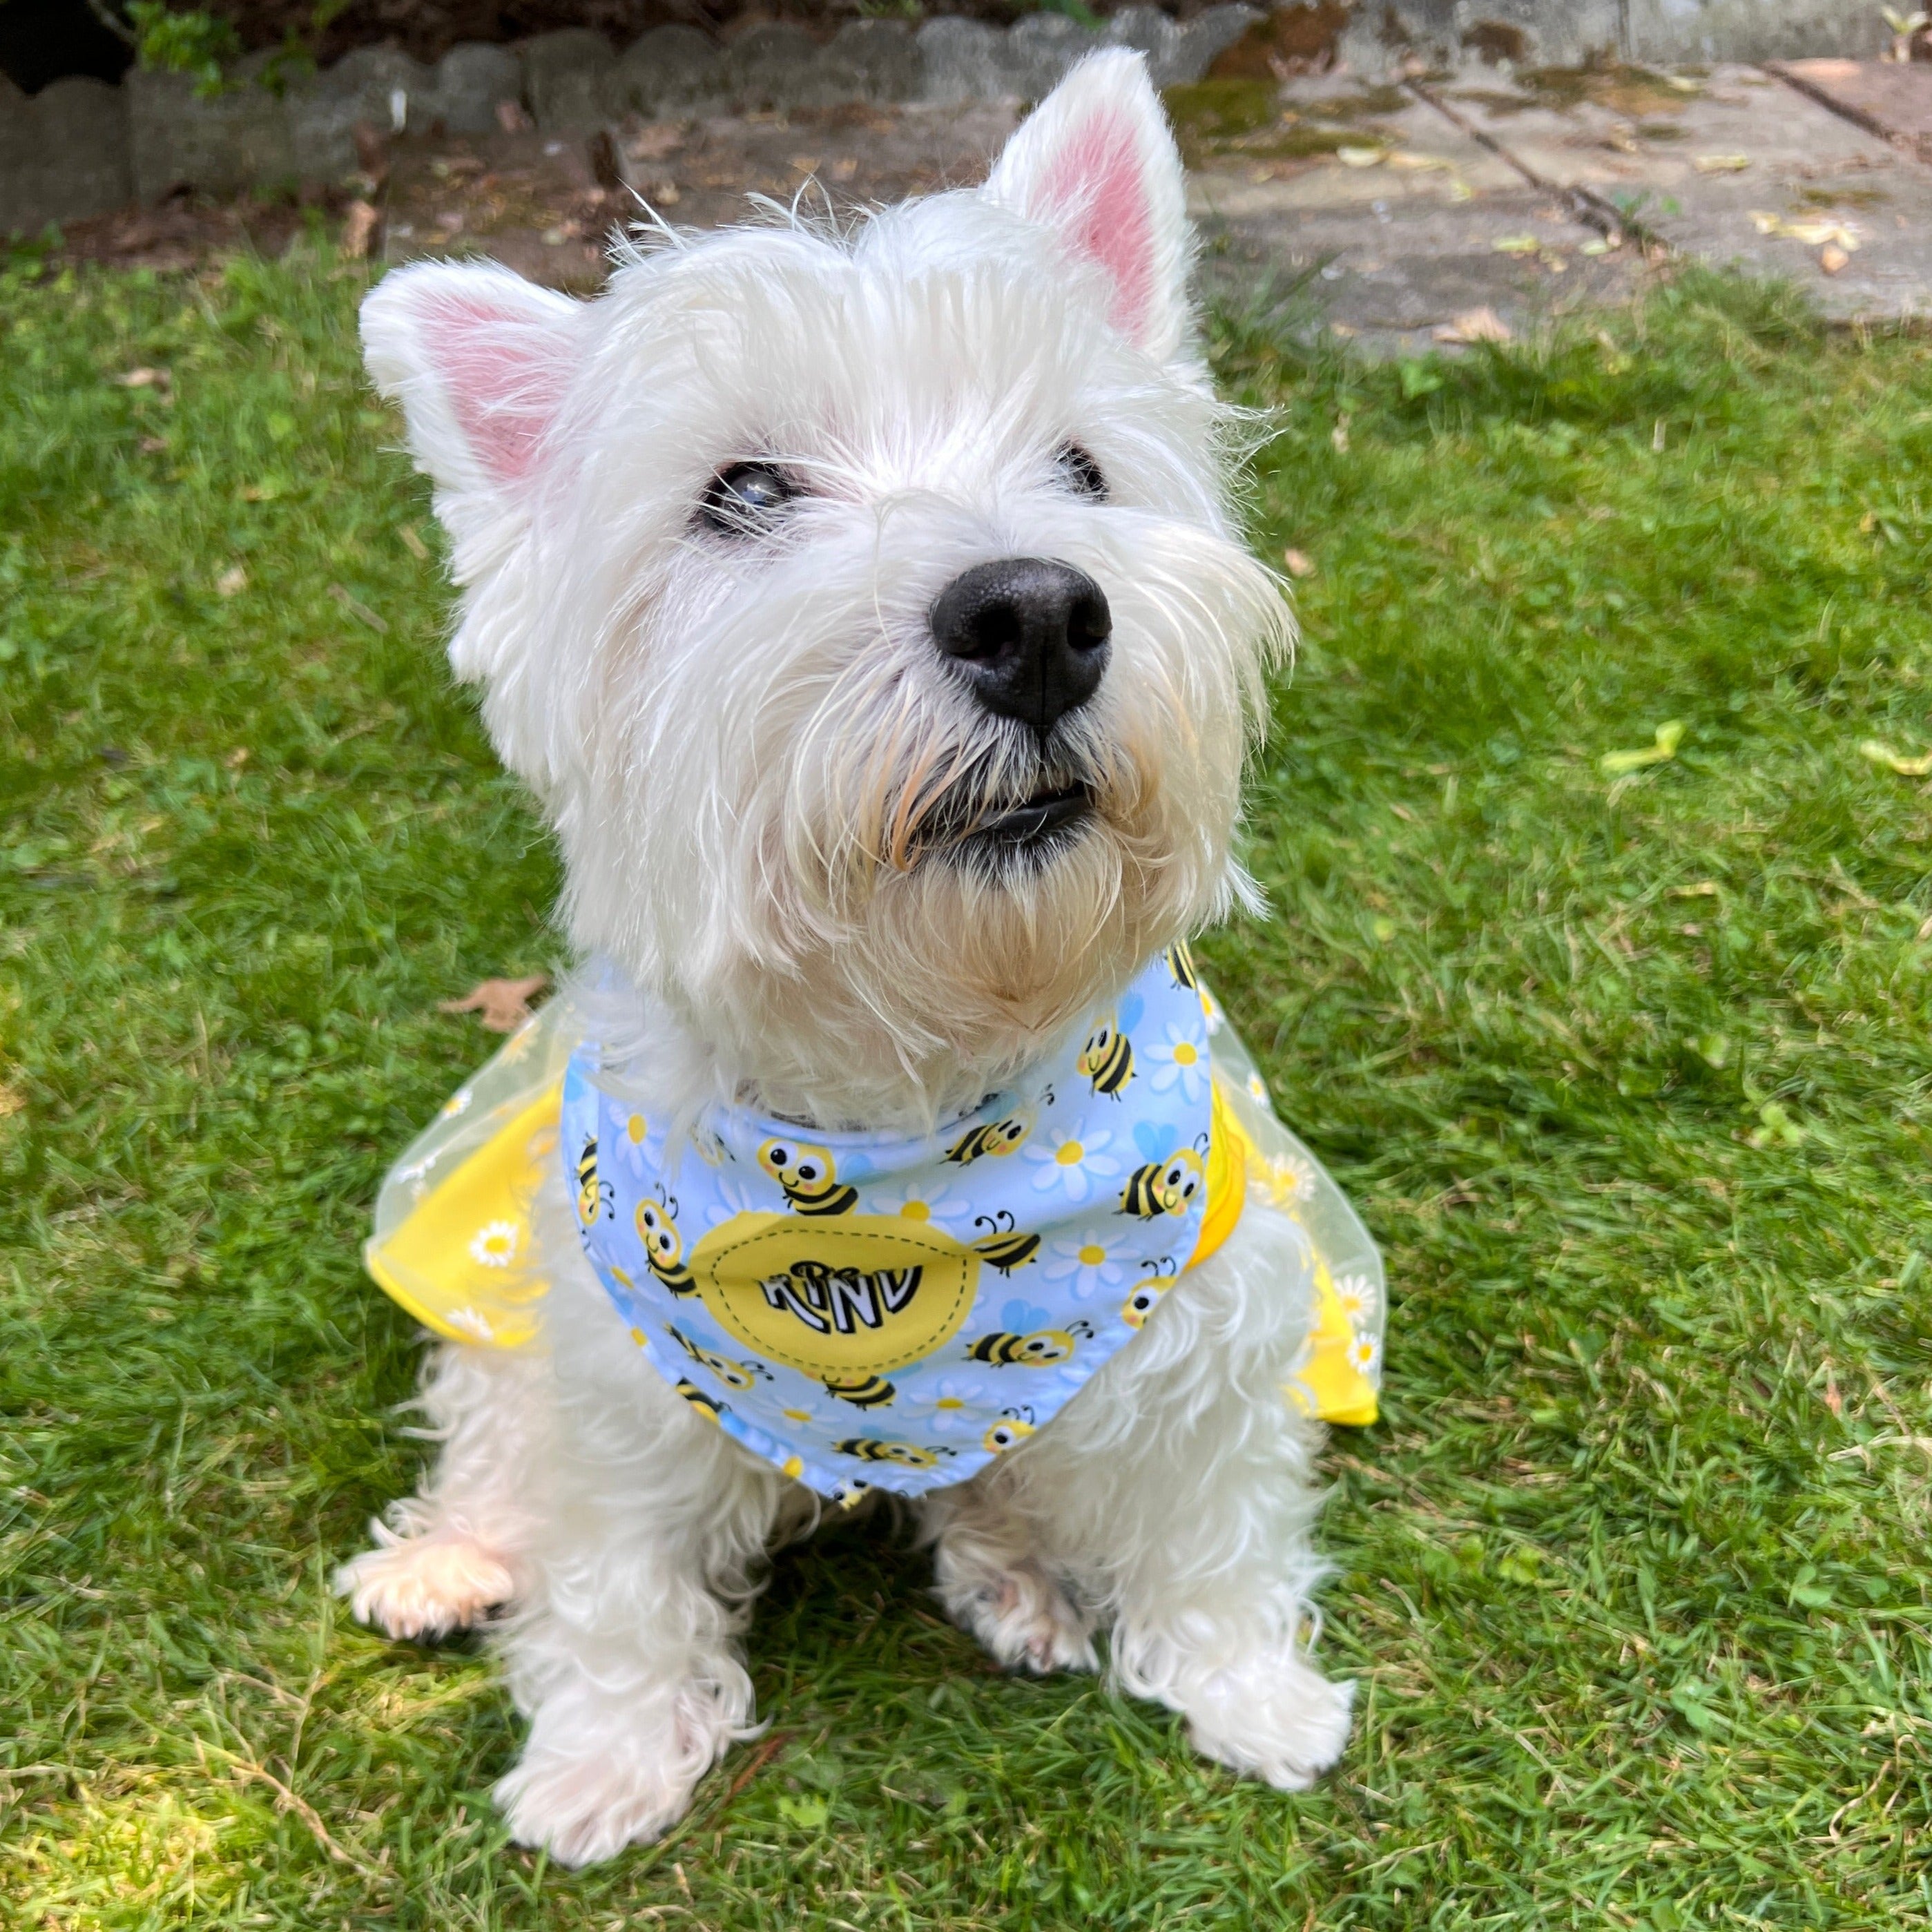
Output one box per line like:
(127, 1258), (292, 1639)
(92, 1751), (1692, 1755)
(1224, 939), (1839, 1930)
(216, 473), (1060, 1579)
(338, 50), (1368, 1867)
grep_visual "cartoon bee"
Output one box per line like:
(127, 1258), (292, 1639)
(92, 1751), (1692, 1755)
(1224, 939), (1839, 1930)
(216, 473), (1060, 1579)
(1166, 938), (1200, 993)
(971, 1210), (1041, 1275)
(635, 1191), (696, 1295)
(665, 1324), (770, 1391)
(757, 1138), (858, 1216)
(965, 1320), (1093, 1367)
(831, 1477), (873, 1511)
(1119, 1144), (1206, 1221)
(983, 1409), (1036, 1454)
(835, 1438), (954, 1471)
(1077, 1014), (1134, 1097)
(1121, 1277), (1173, 1329)
(822, 1369), (896, 1409)
(947, 1114), (1031, 1165)
(675, 1379), (728, 1424)
(574, 1134), (613, 1228)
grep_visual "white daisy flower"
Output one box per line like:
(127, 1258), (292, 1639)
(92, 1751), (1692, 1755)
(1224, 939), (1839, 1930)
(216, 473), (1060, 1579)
(1346, 1333), (1382, 1379)
(1143, 1023), (1209, 1104)
(1041, 1229), (1129, 1302)
(715, 1170), (771, 1217)
(1246, 1070), (1270, 1106)
(921, 1376), (982, 1436)
(443, 1306), (496, 1343)
(1266, 1151), (1316, 1206)
(612, 1110), (653, 1177)
(468, 1219), (519, 1268)
(1199, 987), (1223, 1034)
(1334, 1271), (1380, 1327)
(439, 1086), (473, 1120)
(865, 1179), (971, 1231)
(1022, 1126), (1121, 1206)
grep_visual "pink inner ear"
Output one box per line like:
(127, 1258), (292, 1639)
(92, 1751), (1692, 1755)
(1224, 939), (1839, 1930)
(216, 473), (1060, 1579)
(1036, 110), (1156, 342)
(432, 294), (572, 485)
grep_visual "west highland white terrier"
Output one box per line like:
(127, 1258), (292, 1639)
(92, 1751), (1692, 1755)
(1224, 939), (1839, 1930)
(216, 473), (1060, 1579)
(338, 50), (1385, 1867)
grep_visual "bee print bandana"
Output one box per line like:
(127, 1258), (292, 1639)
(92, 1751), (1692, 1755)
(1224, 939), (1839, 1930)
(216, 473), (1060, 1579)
(560, 951), (1226, 1505)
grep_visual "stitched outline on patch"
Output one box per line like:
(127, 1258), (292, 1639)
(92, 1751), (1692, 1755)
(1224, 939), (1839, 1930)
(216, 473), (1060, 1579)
(690, 1216), (981, 1377)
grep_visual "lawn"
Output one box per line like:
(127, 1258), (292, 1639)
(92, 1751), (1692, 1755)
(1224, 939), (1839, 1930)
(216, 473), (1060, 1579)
(1, 239), (1928, 1929)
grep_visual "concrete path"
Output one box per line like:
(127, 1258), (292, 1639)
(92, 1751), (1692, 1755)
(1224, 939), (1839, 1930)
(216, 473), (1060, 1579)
(1185, 60), (1932, 352)
(54, 55), (1909, 355)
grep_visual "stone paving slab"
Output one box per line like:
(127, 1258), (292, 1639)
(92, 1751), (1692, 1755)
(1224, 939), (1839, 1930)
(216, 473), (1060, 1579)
(1427, 63), (1932, 322)
(1184, 75), (1652, 356)
(1771, 58), (1932, 162)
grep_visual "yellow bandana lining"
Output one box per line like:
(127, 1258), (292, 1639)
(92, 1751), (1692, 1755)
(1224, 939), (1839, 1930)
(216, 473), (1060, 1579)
(364, 1060), (1379, 1427)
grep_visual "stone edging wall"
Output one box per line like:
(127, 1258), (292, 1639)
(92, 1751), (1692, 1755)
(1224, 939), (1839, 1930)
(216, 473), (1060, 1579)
(0, 6), (1258, 237)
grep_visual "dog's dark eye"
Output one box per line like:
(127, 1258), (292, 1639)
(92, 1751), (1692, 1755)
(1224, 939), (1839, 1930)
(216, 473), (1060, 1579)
(1054, 444), (1108, 501)
(699, 461), (801, 537)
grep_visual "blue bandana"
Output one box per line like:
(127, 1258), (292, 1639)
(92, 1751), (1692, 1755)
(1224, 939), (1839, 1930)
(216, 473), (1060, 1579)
(560, 950), (1219, 1505)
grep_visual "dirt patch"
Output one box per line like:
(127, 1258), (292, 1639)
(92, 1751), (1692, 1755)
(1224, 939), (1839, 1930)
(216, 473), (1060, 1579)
(197, 0), (1194, 70)
(27, 194), (318, 274)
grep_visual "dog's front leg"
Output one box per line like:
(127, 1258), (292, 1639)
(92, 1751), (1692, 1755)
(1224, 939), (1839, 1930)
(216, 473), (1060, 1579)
(336, 1339), (546, 1640)
(965, 1204), (1355, 1790)
(491, 1302), (784, 1866)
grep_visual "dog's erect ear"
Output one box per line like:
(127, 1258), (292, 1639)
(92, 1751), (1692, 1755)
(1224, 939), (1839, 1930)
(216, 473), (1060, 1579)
(983, 48), (1191, 360)
(360, 260), (582, 513)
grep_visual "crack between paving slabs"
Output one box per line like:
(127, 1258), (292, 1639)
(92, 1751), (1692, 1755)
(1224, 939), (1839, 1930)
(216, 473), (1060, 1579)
(1404, 77), (1670, 258)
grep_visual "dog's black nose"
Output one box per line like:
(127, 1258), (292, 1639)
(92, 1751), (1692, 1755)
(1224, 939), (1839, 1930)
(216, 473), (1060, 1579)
(930, 558), (1112, 738)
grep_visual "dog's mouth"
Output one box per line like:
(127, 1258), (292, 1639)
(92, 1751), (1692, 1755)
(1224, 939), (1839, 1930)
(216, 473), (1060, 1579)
(902, 776), (1097, 869)
(963, 782), (1094, 853)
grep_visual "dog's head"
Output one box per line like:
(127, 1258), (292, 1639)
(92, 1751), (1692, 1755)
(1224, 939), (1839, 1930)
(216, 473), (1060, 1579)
(365, 51), (1290, 1114)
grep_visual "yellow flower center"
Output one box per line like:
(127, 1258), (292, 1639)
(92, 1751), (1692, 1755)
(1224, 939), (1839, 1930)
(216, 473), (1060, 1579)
(627, 1113), (647, 1143)
(1078, 1244), (1106, 1266)
(782, 1407), (813, 1422)
(936, 1397), (963, 1411)
(898, 1200), (931, 1221)
(1172, 1041), (1199, 1065)
(1056, 1139), (1085, 1166)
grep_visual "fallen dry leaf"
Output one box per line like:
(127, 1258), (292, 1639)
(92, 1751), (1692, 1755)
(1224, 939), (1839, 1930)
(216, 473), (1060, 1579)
(441, 976), (550, 1032)
(1750, 210), (1859, 249)
(1331, 417), (1351, 454)
(1601, 719), (1685, 777)
(1434, 305), (1513, 345)
(495, 97), (533, 133)
(1491, 234), (1540, 255)
(328, 583), (388, 633)
(1692, 153), (1751, 173)
(139, 436), (168, 454)
(118, 367), (170, 390)
(1282, 548), (1315, 578)
(1859, 738), (1932, 777)
(398, 523), (429, 561)
(339, 199), (378, 260)
(216, 565), (248, 597)
(626, 120), (686, 162)
(1820, 243), (1850, 276)
(1335, 145), (1386, 168)
(1386, 151), (1451, 172)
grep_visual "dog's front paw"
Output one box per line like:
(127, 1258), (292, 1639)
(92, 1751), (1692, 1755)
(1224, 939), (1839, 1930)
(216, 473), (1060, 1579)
(936, 1556), (1097, 1675)
(336, 1527), (516, 1641)
(1182, 1647), (1354, 1791)
(494, 1733), (703, 1866)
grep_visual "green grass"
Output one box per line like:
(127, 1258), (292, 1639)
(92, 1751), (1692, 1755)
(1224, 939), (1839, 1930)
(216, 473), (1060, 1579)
(3, 245), (1929, 1929)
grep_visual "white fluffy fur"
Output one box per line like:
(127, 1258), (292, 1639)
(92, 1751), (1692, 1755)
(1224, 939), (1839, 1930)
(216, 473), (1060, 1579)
(338, 51), (1351, 1866)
